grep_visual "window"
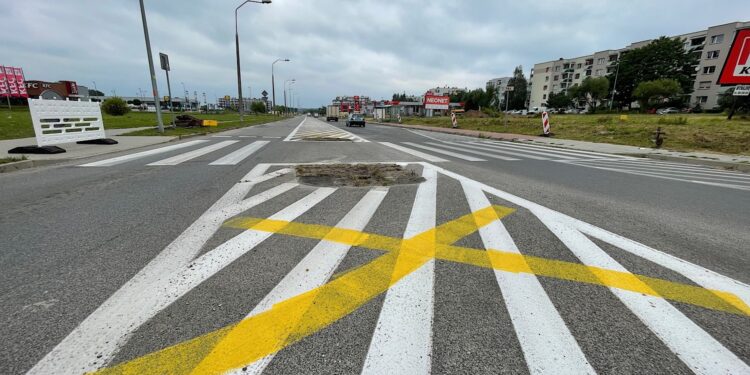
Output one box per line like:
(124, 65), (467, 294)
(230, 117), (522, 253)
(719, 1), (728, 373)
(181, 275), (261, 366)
(706, 50), (720, 59)
(545, 67), (550, 73)
(576, 63), (582, 69)
(710, 34), (724, 44)
(702, 66), (716, 74)
(609, 54), (618, 62)
(545, 76), (549, 82)
(574, 73), (580, 79)
(561, 83), (567, 89)
(543, 94), (547, 100)
(698, 81), (711, 90)
(554, 66), (561, 72)
(553, 75), (559, 81)
(597, 58), (605, 65)
(585, 70), (592, 76)
(696, 96), (708, 103)
(595, 69), (603, 76)
(690, 37), (706, 46)
(543, 85), (548, 90)
(585, 58), (593, 65)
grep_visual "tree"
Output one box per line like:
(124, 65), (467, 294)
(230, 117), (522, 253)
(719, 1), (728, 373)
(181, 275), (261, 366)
(132, 98), (142, 106)
(608, 36), (698, 109)
(718, 87), (750, 119)
(546, 91), (572, 109)
(250, 101), (267, 113)
(101, 97), (130, 116)
(89, 89), (105, 97)
(506, 65), (528, 110)
(570, 77), (609, 113)
(632, 79), (683, 110)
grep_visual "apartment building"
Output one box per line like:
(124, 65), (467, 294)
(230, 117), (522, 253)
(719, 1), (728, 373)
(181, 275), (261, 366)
(528, 21), (750, 110)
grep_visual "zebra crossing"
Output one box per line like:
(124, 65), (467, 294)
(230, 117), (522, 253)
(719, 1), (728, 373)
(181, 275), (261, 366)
(561, 157), (750, 191)
(79, 140), (271, 167)
(380, 139), (631, 162)
(284, 117), (368, 142)
(33, 161), (750, 374)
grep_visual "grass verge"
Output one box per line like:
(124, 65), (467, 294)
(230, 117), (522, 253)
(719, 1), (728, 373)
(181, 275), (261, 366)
(0, 107), (278, 139)
(0, 155), (28, 165)
(395, 113), (750, 155)
(122, 114), (279, 136)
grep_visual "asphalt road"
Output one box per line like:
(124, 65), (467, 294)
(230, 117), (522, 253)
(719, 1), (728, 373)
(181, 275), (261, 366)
(1, 115), (748, 374)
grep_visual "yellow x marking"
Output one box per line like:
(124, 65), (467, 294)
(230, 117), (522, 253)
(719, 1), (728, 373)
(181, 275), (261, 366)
(94, 205), (749, 375)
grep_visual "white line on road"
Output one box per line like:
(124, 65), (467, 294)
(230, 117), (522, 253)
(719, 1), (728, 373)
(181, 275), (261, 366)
(467, 141), (581, 160)
(403, 142), (486, 161)
(209, 141), (270, 165)
(474, 140), (632, 160)
(379, 142), (448, 162)
(147, 140), (238, 166)
(235, 187), (389, 375)
(544, 219), (749, 375)
(27, 165), (296, 375)
(425, 141), (520, 161)
(283, 117), (307, 141)
(362, 167), (437, 375)
(79, 140), (209, 167)
(460, 181), (595, 374)
(452, 141), (550, 160)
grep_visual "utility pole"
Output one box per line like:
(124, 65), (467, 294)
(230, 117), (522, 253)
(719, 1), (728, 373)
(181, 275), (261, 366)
(609, 57), (620, 111)
(235, 0), (272, 122)
(271, 58), (290, 114)
(138, 0), (164, 133)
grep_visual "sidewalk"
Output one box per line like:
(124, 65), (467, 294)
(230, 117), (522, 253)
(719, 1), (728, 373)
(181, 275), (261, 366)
(0, 127), (176, 172)
(373, 122), (750, 171)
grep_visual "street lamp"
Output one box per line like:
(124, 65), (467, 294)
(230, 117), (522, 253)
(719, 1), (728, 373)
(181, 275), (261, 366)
(181, 81), (188, 111)
(284, 78), (295, 115)
(271, 58), (290, 114)
(235, 0), (272, 123)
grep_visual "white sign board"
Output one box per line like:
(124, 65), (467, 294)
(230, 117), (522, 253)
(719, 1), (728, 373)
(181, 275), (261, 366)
(29, 98), (107, 146)
(733, 85), (750, 96)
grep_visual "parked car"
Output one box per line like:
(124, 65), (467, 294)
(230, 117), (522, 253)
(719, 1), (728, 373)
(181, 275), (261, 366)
(657, 107), (679, 115)
(346, 113), (366, 127)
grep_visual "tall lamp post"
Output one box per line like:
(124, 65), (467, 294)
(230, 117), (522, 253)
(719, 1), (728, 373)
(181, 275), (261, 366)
(138, 0), (164, 133)
(271, 58), (290, 114)
(235, 0), (272, 123)
(609, 57), (621, 111)
(284, 78), (295, 115)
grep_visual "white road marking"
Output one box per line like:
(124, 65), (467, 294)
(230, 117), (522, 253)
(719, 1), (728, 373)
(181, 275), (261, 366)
(147, 140), (238, 166)
(209, 141), (270, 165)
(561, 163), (750, 191)
(578, 159), (750, 181)
(235, 187), (389, 375)
(544, 219), (749, 375)
(460, 182), (595, 374)
(379, 142), (448, 162)
(405, 129), (447, 142)
(362, 167), (437, 375)
(283, 117), (307, 141)
(403, 142), (486, 161)
(79, 140), (209, 167)
(467, 141), (581, 160)
(449, 140), (550, 160)
(477, 140), (632, 160)
(212, 135), (232, 138)
(286, 117), (369, 142)
(425, 141), (520, 161)
(27, 165), (296, 375)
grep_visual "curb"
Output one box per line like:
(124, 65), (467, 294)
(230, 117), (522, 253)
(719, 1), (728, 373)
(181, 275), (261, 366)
(371, 121), (750, 173)
(0, 159), (67, 173)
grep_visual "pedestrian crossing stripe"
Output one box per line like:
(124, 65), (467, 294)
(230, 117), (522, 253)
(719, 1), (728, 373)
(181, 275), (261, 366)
(93, 206), (749, 375)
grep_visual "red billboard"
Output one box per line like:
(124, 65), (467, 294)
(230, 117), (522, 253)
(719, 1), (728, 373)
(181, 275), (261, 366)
(718, 28), (750, 85)
(14, 67), (28, 98)
(424, 94), (450, 110)
(0, 67), (8, 97)
(354, 95), (361, 112)
(5, 66), (19, 96)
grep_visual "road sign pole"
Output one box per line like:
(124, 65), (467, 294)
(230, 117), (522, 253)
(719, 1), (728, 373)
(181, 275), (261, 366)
(138, 0), (164, 134)
(165, 69), (174, 127)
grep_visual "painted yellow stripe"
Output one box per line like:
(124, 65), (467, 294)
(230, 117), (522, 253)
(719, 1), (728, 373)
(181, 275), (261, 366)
(94, 206), (510, 375)
(93, 205), (749, 375)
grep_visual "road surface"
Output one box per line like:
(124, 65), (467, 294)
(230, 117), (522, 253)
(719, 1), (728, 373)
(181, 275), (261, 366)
(1, 116), (749, 374)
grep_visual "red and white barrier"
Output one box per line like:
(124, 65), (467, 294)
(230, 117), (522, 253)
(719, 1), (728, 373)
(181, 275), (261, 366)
(451, 112), (458, 128)
(542, 111), (550, 135)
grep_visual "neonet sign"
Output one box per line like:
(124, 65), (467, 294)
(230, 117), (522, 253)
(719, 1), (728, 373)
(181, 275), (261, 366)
(718, 28), (750, 85)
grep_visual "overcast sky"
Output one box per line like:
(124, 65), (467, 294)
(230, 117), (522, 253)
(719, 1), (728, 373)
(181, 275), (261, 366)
(2, 1), (748, 107)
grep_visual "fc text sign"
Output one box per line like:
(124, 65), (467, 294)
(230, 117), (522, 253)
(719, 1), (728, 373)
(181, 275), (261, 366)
(718, 28), (750, 85)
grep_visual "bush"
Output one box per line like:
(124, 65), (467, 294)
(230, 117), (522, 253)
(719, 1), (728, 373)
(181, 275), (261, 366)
(657, 116), (688, 125)
(101, 97), (130, 116)
(250, 101), (267, 113)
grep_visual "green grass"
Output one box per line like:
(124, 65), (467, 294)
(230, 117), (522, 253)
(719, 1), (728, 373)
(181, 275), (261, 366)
(0, 155), (27, 165)
(124, 114), (279, 136)
(397, 113), (750, 155)
(0, 107), (279, 139)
